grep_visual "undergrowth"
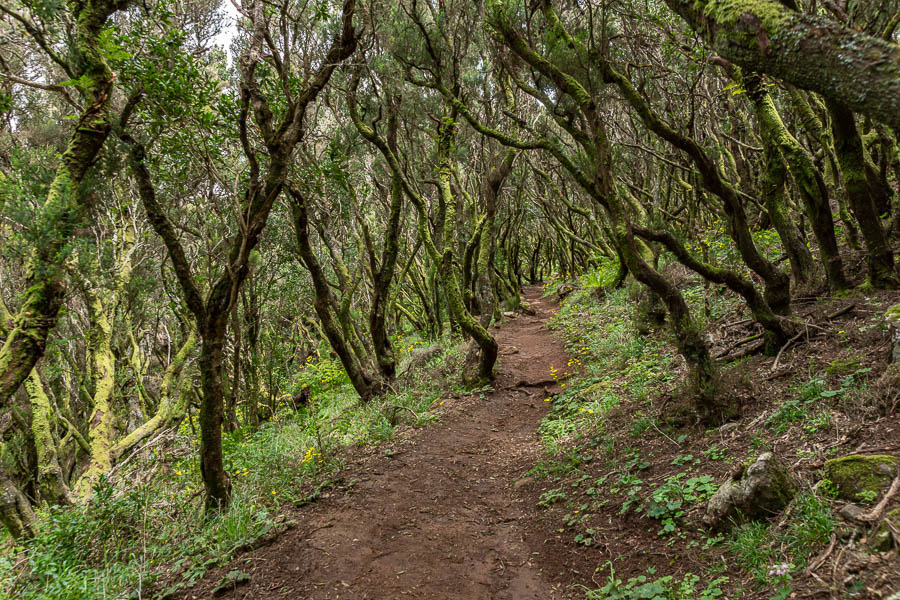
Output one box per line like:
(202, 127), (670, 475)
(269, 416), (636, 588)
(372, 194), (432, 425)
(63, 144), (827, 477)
(535, 264), (877, 599)
(0, 338), (463, 600)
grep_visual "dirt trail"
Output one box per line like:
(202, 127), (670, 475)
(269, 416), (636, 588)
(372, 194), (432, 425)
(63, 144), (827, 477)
(189, 286), (572, 599)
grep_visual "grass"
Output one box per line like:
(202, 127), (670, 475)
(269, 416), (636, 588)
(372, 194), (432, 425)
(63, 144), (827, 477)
(538, 277), (678, 456)
(727, 491), (835, 595)
(0, 338), (464, 600)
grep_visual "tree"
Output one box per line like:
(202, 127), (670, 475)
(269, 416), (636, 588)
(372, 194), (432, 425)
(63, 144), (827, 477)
(0, 0), (133, 406)
(663, 0), (900, 130)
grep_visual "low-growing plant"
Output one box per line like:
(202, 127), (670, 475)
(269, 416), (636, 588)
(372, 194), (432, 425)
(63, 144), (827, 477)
(645, 474), (717, 536)
(585, 562), (728, 600)
(538, 488), (568, 508)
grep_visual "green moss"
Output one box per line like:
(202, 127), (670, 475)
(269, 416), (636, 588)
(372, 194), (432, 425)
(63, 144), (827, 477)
(824, 454), (898, 501)
(870, 508), (900, 552)
(825, 358), (861, 376)
(697, 0), (791, 28)
(885, 303), (900, 324)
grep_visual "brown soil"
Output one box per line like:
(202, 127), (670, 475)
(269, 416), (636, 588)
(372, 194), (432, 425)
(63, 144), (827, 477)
(182, 286), (577, 599)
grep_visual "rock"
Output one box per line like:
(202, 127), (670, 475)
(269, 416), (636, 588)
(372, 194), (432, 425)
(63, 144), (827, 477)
(839, 503), (867, 523)
(519, 302), (536, 316)
(869, 508), (900, 552)
(718, 422), (740, 434)
(703, 452), (798, 529)
(874, 306), (900, 411)
(213, 570), (251, 597)
(824, 454), (899, 502)
(502, 311), (517, 319)
(886, 304), (900, 364)
(556, 283), (575, 300)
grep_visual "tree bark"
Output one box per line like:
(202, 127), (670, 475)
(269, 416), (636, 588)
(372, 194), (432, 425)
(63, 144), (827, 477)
(0, 465), (36, 539)
(743, 73), (848, 290)
(826, 100), (898, 288)
(663, 0), (900, 130)
(290, 188), (381, 401)
(0, 0), (133, 407)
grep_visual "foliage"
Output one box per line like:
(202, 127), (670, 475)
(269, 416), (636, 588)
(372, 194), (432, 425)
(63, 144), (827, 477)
(644, 474), (717, 536)
(0, 342), (456, 598)
(727, 492), (835, 595)
(586, 562), (728, 600)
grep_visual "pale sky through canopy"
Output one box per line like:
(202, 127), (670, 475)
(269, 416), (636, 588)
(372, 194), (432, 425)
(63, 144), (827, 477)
(213, 0), (240, 60)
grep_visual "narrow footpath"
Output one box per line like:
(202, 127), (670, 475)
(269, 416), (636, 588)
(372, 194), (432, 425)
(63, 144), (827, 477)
(186, 286), (572, 599)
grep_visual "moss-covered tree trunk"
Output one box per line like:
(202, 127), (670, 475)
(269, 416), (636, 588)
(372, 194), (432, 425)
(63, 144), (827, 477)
(109, 331), (196, 463)
(0, 298), (70, 507)
(475, 149), (517, 326)
(760, 144), (816, 288)
(826, 100), (899, 288)
(290, 188), (381, 401)
(664, 0), (900, 130)
(0, 0), (133, 407)
(0, 465), (36, 539)
(25, 370), (72, 506)
(347, 85), (498, 380)
(435, 115), (499, 384)
(367, 171), (403, 379)
(744, 74), (849, 291)
(362, 102), (405, 379)
(787, 88), (861, 250)
(73, 229), (135, 500)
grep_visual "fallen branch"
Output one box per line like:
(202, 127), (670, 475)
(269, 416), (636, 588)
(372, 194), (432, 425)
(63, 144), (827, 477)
(723, 318), (753, 329)
(771, 329), (806, 373)
(715, 332), (763, 358)
(806, 532), (837, 575)
(858, 476), (900, 522)
(717, 339), (765, 363)
(825, 303), (856, 320)
(764, 369), (794, 381)
(389, 404), (420, 422)
(510, 378), (556, 388)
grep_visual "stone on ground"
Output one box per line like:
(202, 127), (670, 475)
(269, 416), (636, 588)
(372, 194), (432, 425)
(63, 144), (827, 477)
(703, 452), (798, 529)
(824, 454), (899, 502)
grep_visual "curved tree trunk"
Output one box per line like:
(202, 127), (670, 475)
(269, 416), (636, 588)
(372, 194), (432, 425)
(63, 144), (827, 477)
(743, 74), (848, 290)
(0, 466), (36, 539)
(435, 115), (499, 384)
(664, 0), (900, 130)
(290, 188), (381, 401)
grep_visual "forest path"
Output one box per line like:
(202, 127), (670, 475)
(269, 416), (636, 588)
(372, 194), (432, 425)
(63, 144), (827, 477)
(191, 286), (571, 599)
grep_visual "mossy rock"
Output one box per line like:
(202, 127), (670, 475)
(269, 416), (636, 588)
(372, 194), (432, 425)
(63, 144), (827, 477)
(885, 303), (900, 324)
(869, 508), (900, 552)
(703, 452), (798, 529)
(886, 304), (900, 364)
(824, 454), (899, 501)
(825, 358), (861, 376)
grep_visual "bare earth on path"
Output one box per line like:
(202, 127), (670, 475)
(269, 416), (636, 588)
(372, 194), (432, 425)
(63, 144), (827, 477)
(183, 286), (575, 599)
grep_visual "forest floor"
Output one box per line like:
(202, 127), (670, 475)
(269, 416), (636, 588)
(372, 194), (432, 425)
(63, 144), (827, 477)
(181, 285), (576, 599)
(179, 279), (900, 600)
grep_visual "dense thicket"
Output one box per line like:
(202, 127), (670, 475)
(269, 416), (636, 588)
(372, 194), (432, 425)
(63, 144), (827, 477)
(1, 0), (897, 535)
